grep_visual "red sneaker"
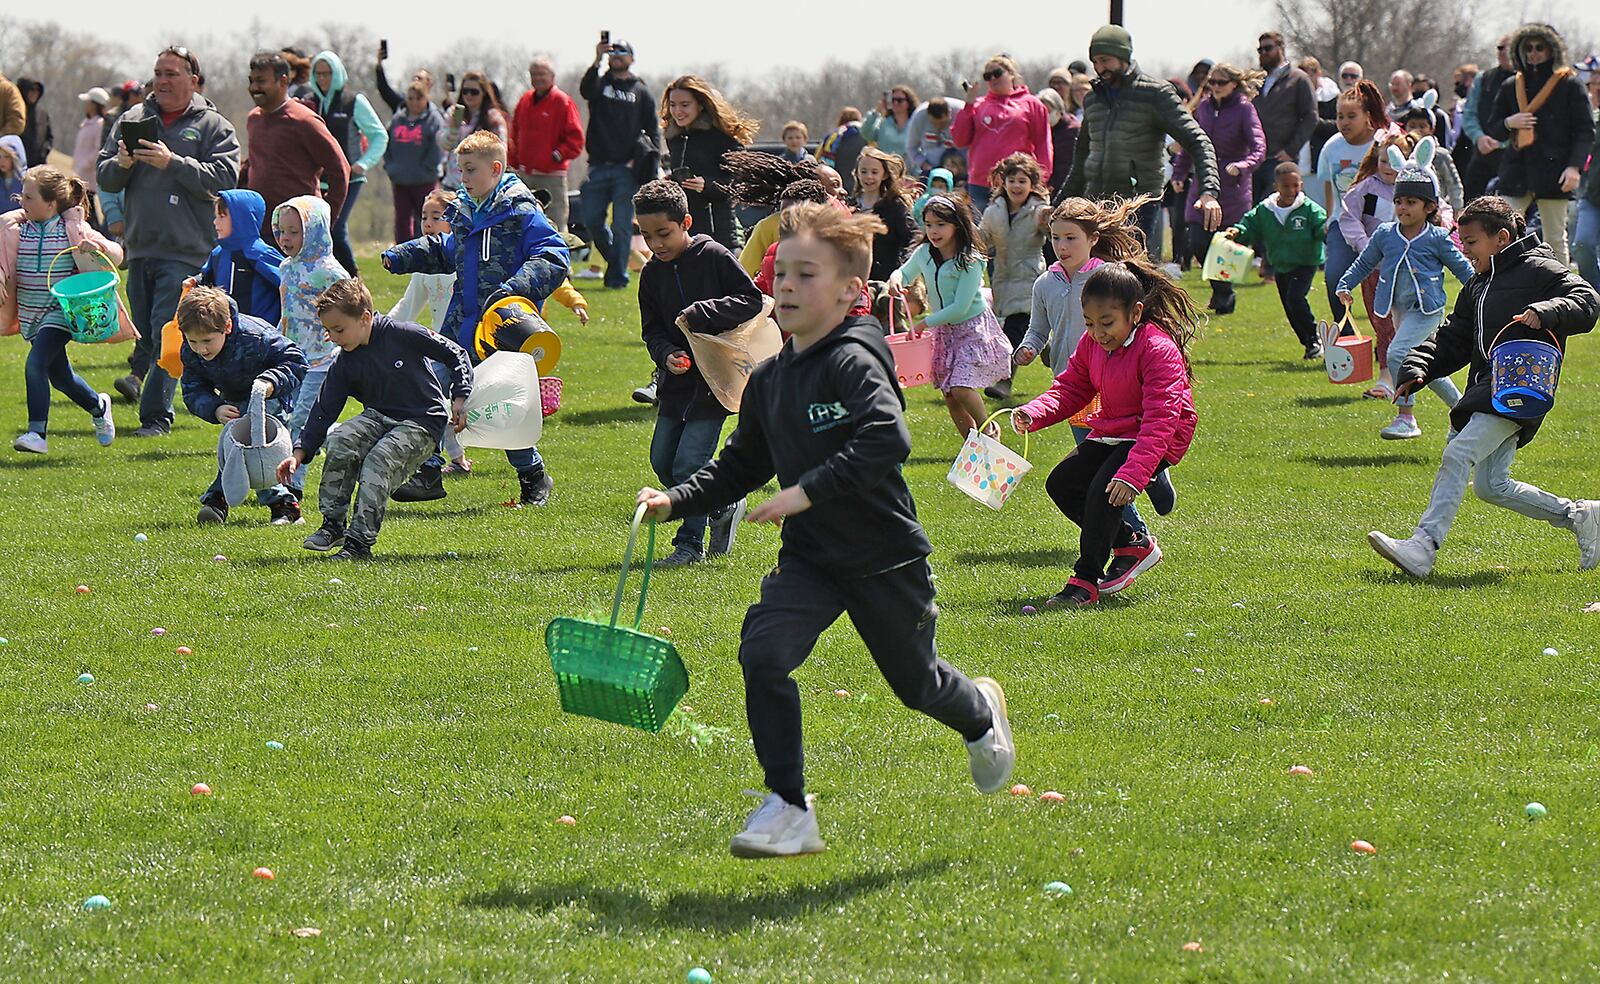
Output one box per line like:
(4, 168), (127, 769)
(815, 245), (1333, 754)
(1099, 534), (1163, 596)
(1044, 577), (1099, 607)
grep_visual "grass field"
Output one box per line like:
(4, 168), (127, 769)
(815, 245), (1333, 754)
(1, 255), (1598, 982)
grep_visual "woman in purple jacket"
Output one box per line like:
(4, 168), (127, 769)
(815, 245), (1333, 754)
(1171, 64), (1266, 314)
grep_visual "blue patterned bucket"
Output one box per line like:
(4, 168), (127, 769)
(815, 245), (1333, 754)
(1490, 329), (1561, 419)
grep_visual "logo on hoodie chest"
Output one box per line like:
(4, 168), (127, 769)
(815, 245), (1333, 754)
(807, 402), (850, 432)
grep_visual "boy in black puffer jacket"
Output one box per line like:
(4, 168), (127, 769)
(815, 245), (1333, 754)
(1369, 197), (1600, 578)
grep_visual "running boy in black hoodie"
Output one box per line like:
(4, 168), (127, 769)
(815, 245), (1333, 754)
(637, 202), (1015, 859)
(634, 179), (764, 566)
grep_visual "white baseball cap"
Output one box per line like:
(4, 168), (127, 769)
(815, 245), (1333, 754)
(79, 87), (111, 106)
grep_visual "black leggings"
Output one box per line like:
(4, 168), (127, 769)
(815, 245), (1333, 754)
(1045, 441), (1168, 583)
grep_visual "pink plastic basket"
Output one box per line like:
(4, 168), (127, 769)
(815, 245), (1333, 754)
(540, 376), (563, 417)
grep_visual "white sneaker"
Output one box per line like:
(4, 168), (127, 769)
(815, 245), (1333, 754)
(1380, 416), (1422, 440)
(13, 432), (47, 454)
(1571, 500), (1600, 571)
(1368, 530), (1435, 578)
(574, 266), (604, 280)
(92, 393), (116, 446)
(729, 792), (826, 858)
(966, 676), (1015, 794)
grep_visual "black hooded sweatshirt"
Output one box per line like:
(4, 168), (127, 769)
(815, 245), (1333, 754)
(578, 66), (659, 165)
(639, 234), (763, 420)
(1401, 234), (1598, 447)
(668, 316), (933, 579)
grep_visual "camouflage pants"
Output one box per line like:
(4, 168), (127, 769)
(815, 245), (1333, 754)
(317, 409), (437, 549)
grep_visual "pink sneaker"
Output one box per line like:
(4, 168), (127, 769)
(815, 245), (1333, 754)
(1044, 577), (1099, 607)
(1099, 534), (1163, 595)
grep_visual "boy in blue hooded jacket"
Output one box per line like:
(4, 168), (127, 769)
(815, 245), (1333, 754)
(194, 189), (284, 324)
(381, 130), (569, 505)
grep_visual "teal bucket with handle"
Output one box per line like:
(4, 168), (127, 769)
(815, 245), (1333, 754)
(47, 248), (123, 344)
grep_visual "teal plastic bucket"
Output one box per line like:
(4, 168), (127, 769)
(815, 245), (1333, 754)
(49, 265), (122, 344)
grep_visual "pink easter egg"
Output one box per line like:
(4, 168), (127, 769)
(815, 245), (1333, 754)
(556, 815), (577, 826)
(1009, 784), (1032, 797)
(1182, 941), (1203, 953)
(834, 689), (850, 698)
(253, 867), (275, 880)
(175, 646), (192, 656)
(191, 783), (212, 796)
(1040, 791), (1065, 803)
(1351, 839), (1377, 855)
(1288, 765), (1314, 777)
(76, 585), (91, 594)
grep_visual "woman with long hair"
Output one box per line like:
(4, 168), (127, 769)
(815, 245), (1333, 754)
(1172, 63), (1266, 313)
(662, 75), (760, 249)
(852, 146), (918, 281)
(439, 70), (509, 190)
(864, 84), (920, 159)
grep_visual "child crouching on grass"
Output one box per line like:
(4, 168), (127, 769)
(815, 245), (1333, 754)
(278, 279), (473, 561)
(1013, 260), (1199, 607)
(1368, 197), (1600, 577)
(637, 203), (1015, 858)
(178, 286), (308, 526)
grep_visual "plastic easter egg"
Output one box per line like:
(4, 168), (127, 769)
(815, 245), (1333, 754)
(1043, 881), (1072, 896)
(265, 740), (284, 751)
(1288, 765), (1314, 777)
(253, 867), (275, 880)
(76, 585), (91, 594)
(1021, 605), (1037, 615)
(175, 646), (192, 656)
(1351, 839), (1377, 854)
(1182, 941), (1203, 952)
(556, 815), (577, 826)
(213, 555), (227, 562)
(134, 533), (148, 543)
(1526, 802), (1547, 818)
(1543, 648), (1559, 657)
(1259, 697), (1275, 706)
(1010, 784), (1032, 797)
(144, 703), (159, 712)
(1040, 791), (1065, 803)
(191, 783), (212, 796)
(687, 969), (713, 984)
(0, 638), (7, 645)
(77, 673), (95, 684)
(328, 577), (343, 585)
(151, 627), (167, 637)
(82, 894), (111, 911)
(834, 689), (850, 698)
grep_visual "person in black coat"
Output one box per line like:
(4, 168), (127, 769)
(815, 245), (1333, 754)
(1484, 22), (1594, 266)
(662, 75), (757, 251)
(851, 147), (918, 282)
(1369, 197), (1600, 579)
(18, 78), (52, 167)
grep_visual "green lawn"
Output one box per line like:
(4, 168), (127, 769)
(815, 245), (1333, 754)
(2, 257), (1598, 981)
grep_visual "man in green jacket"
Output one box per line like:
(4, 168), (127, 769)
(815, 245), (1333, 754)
(1064, 25), (1222, 253)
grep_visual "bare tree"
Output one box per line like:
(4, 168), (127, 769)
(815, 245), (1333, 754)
(1274, 0), (1485, 85)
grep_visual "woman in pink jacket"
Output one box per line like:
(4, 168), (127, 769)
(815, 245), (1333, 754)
(952, 55), (1053, 211)
(1013, 261), (1199, 607)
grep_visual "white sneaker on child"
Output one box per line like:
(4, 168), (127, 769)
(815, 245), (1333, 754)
(1368, 530), (1436, 578)
(1380, 416), (1422, 440)
(1571, 500), (1600, 571)
(729, 791), (826, 858)
(13, 432), (47, 454)
(966, 676), (1015, 794)
(92, 393), (116, 446)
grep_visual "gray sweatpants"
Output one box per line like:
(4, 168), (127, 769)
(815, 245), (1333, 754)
(317, 409), (438, 549)
(1416, 412), (1576, 547)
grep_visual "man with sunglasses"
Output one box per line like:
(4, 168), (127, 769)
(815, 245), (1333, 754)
(1461, 36), (1514, 201)
(1337, 63), (1363, 95)
(239, 51), (349, 244)
(1485, 22), (1593, 267)
(97, 45), (241, 437)
(1251, 32), (1316, 279)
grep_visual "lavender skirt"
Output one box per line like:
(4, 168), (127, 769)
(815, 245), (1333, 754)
(932, 307), (1012, 392)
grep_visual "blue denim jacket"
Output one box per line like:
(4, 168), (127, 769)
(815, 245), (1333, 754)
(1337, 220), (1475, 318)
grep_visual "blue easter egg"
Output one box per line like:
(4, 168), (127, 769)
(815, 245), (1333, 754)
(83, 894), (111, 910)
(266, 741), (284, 751)
(78, 673), (95, 684)
(1044, 881), (1072, 897)
(688, 969), (713, 984)
(134, 533), (148, 543)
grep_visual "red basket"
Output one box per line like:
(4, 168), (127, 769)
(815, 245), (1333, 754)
(540, 376), (563, 417)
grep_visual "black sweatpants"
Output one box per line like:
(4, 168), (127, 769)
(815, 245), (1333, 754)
(1001, 312), (1029, 348)
(1274, 266), (1318, 347)
(739, 554), (994, 805)
(1045, 441), (1147, 583)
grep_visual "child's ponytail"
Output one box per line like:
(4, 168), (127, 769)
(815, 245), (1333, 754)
(725, 150), (818, 209)
(24, 165), (88, 214)
(1081, 260), (1201, 380)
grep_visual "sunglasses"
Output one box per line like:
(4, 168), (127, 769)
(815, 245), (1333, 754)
(1497, 44), (1508, 51)
(1524, 42), (1548, 52)
(159, 45), (199, 76)
(460, 87), (483, 96)
(891, 95), (909, 103)
(1341, 71), (1361, 79)
(1257, 44), (1278, 53)
(1208, 77), (1234, 86)
(982, 68), (1006, 81)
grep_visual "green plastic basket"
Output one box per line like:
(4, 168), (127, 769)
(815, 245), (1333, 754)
(546, 504), (688, 732)
(47, 247), (125, 344)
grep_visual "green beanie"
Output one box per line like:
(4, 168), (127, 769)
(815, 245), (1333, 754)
(1089, 25), (1134, 63)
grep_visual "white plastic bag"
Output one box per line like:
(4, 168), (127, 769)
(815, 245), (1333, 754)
(458, 351), (543, 450)
(678, 297), (783, 413)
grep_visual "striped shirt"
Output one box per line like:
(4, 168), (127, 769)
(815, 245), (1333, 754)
(16, 217), (74, 340)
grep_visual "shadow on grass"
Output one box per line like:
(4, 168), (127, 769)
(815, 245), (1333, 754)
(1293, 451), (1430, 468)
(905, 455), (954, 467)
(1293, 394), (1357, 409)
(954, 546), (1076, 569)
(229, 551), (493, 567)
(1357, 568), (1508, 588)
(461, 857), (952, 931)
(0, 455), (68, 470)
(124, 448), (215, 462)
(559, 406), (653, 427)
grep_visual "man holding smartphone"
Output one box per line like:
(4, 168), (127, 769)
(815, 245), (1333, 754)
(577, 36), (659, 290)
(97, 45), (241, 436)
(509, 56), (585, 231)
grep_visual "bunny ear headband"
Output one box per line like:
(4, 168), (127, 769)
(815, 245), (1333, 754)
(1387, 135), (1437, 170)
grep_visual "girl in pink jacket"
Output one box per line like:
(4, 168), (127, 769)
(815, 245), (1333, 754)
(951, 55), (1053, 211)
(1014, 261), (1199, 607)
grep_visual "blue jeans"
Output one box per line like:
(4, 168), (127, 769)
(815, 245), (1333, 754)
(1324, 226), (1358, 323)
(578, 162), (640, 288)
(126, 257), (199, 430)
(284, 367), (328, 492)
(203, 394), (294, 507)
(331, 179), (363, 276)
(1389, 304), (1461, 409)
(650, 414), (726, 551)
(1134, 199), (1162, 258)
(25, 326), (102, 432)
(1071, 426), (1147, 536)
(1574, 199), (1600, 291)
(966, 184), (992, 213)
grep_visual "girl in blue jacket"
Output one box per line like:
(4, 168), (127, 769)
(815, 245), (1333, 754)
(1337, 138), (1473, 441)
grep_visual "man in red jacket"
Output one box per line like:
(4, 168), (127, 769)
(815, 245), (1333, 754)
(239, 50), (349, 240)
(508, 56), (584, 231)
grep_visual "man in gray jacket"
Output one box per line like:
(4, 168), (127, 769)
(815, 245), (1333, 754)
(1064, 25), (1221, 253)
(1251, 31), (1318, 275)
(98, 46), (241, 436)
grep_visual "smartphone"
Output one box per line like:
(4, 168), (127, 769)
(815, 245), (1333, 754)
(960, 79), (971, 93)
(446, 73), (456, 91)
(119, 116), (160, 152)
(379, 39), (389, 61)
(600, 30), (611, 45)
(669, 167), (693, 183)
